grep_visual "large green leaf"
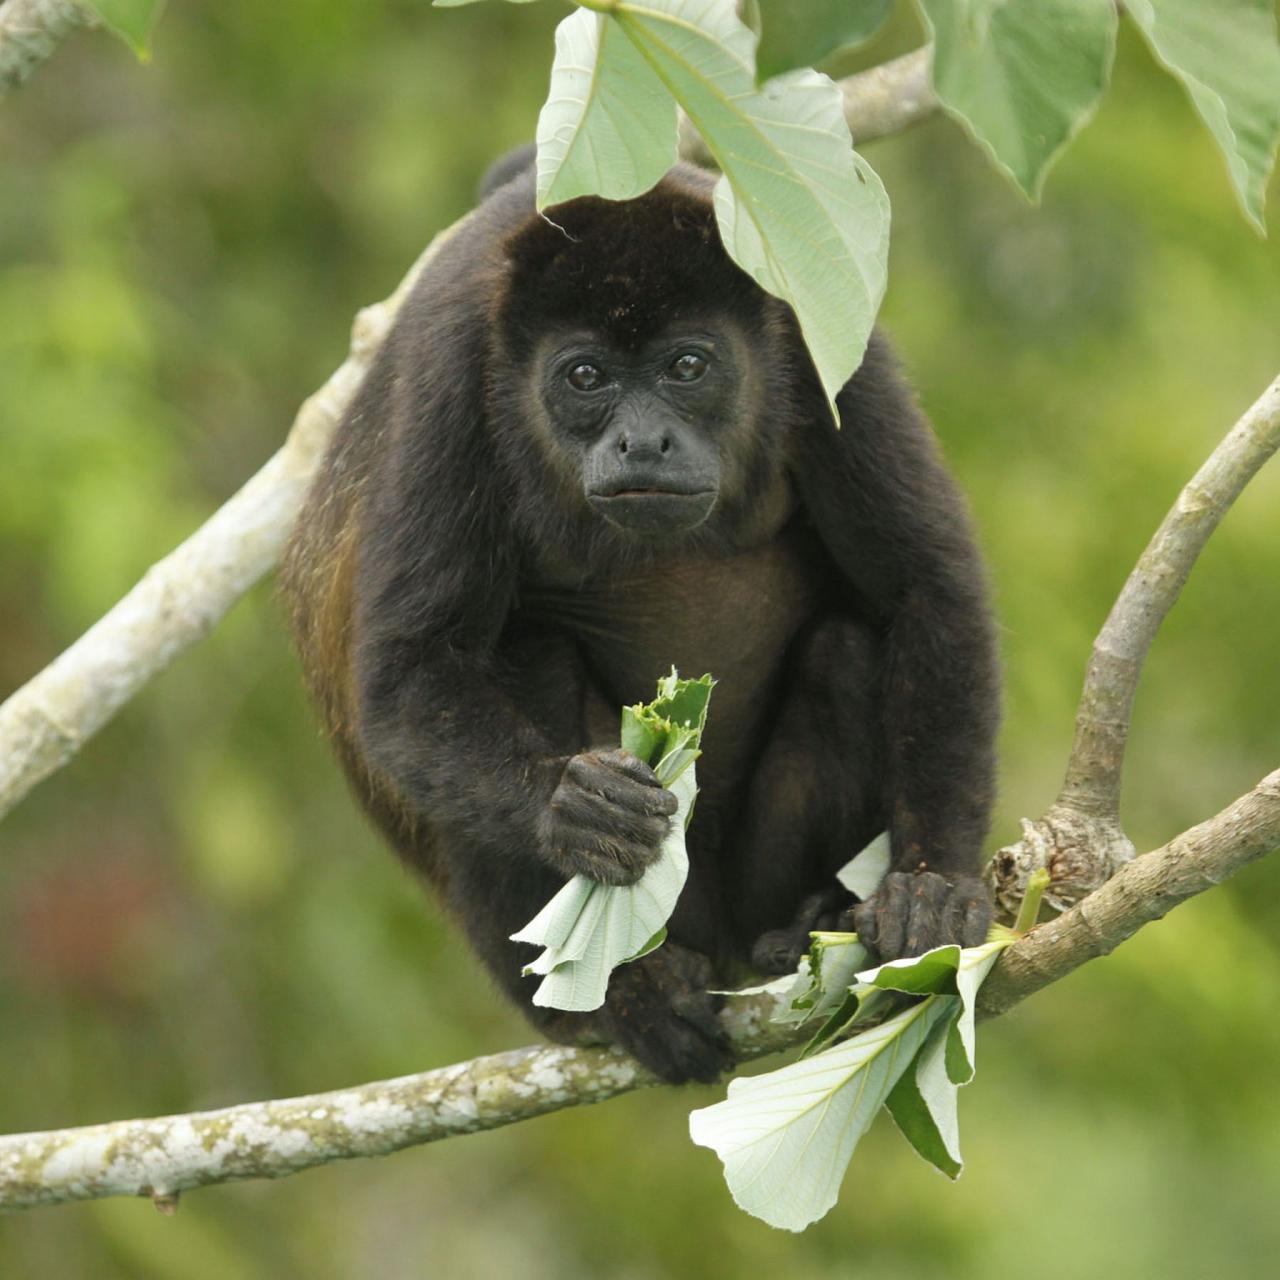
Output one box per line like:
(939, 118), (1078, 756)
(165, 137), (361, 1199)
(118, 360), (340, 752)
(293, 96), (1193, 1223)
(755, 0), (893, 83)
(689, 997), (949, 1232)
(83, 0), (167, 59)
(1126, 0), (1280, 232)
(876, 936), (1011, 1176)
(536, 8), (678, 206)
(915, 0), (1118, 198)
(580, 0), (890, 409)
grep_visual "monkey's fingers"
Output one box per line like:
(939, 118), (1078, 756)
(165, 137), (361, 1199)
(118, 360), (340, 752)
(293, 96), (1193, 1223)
(565, 753), (678, 817)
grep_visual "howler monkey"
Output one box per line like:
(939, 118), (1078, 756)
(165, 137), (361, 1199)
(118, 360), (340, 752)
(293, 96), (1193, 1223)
(281, 149), (1000, 1084)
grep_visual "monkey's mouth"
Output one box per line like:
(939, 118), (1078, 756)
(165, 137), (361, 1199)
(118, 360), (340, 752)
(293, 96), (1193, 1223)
(587, 487), (717, 535)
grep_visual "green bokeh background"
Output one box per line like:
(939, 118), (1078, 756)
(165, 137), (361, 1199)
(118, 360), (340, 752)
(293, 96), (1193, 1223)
(2, 2), (1279, 1275)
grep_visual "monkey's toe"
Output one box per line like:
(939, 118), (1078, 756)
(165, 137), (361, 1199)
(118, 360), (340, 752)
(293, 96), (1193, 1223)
(851, 871), (992, 961)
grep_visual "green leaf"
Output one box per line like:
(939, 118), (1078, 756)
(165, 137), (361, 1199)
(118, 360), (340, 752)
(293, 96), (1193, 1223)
(884, 1001), (964, 1178)
(581, 0), (890, 410)
(83, 0), (167, 60)
(882, 936), (1010, 1175)
(1126, 0), (1280, 232)
(756, 0), (893, 83)
(512, 672), (714, 1011)
(536, 9), (679, 207)
(836, 829), (890, 899)
(915, 0), (1118, 198)
(689, 997), (950, 1232)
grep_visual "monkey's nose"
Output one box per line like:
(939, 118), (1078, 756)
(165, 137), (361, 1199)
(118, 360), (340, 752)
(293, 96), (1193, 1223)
(616, 430), (672, 460)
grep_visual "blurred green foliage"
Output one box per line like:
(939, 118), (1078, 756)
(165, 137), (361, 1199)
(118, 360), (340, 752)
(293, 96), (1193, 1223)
(1, 2), (1279, 1276)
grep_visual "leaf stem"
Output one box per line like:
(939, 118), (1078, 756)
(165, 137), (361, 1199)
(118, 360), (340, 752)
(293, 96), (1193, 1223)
(1013, 867), (1051, 935)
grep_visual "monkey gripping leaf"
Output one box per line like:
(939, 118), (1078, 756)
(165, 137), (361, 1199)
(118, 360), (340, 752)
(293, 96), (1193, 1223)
(535, 0), (889, 411)
(512, 671), (714, 1012)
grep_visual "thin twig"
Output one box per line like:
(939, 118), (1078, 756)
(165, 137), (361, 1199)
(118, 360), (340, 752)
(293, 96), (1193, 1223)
(1, 769), (1275, 1210)
(0, 0), (94, 98)
(987, 374), (1280, 918)
(1058, 374), (1280, 819)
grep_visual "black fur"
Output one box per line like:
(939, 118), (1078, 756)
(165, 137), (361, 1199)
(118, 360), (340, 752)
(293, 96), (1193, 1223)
(281, 153), (1000, 1084)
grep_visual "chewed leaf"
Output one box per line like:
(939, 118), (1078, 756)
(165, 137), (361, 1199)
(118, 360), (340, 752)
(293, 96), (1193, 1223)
(513, 672), (713, 1011)
(690, 997), (949, 1232)
(836, 830), (891, 899)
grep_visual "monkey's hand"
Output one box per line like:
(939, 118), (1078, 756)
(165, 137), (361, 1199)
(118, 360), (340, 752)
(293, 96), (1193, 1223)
(536, 749), (678, 886)
(849, 870), (991, 962)
(597, 944), (734, 1084)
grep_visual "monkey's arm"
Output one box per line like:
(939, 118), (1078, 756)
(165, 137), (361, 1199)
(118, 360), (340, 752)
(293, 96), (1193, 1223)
(793, 335), (999, 953)
(343, 287), (673, 891)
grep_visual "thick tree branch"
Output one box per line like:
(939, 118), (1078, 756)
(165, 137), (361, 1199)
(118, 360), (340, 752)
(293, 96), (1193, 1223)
(679, 45), (937, 165)
(0, 0), (94, 97)
(1, 770), (1275, 1211)
(988, 374), (1280, 917)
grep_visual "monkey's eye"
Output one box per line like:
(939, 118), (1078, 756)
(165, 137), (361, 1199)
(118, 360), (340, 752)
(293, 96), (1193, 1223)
(668, 352), (709, 382)
(567, 363), (605, 392)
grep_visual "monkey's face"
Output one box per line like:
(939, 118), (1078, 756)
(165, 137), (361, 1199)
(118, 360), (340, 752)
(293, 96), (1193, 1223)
(536, 325), (751, 537)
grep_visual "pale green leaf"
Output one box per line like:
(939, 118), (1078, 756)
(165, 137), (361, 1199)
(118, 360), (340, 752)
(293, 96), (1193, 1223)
(756, 0), (893, 83)
(602, 0), (889, 409)
(689, 997), (949, 1232)
(915, 0), (1118, 198)
(536, 9), (679, 207)
(1126, 0), (1280, 232)
(860, 943), (964, 995)
(885, 1001), (964, 1178)
(836, 829), (891, 898)
(83, 0), (167, 59)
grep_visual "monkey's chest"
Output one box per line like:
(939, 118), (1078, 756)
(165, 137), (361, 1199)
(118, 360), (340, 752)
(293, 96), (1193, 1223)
(520, 530), (827, 795)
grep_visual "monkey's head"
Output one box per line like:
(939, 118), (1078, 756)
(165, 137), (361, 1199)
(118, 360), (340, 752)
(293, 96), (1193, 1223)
(490, 171), (796, 546)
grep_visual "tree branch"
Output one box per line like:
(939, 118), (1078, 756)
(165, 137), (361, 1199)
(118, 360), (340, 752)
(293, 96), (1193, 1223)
(678, 45), (937, 166)
(988, 374), (1280, 918)
(0, 225), (468, 823)
(1058, 374), (1280, 820)
(2, 767), (1275, 1211)
(0, 0), (94, 98)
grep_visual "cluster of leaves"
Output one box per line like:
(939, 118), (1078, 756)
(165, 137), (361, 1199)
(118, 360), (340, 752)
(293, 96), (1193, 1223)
(688, 837), (1037, 1234)
(512, 671), (714, 1012)
(428, 0), (1279, 401)
(92, 1), (1280, 414)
